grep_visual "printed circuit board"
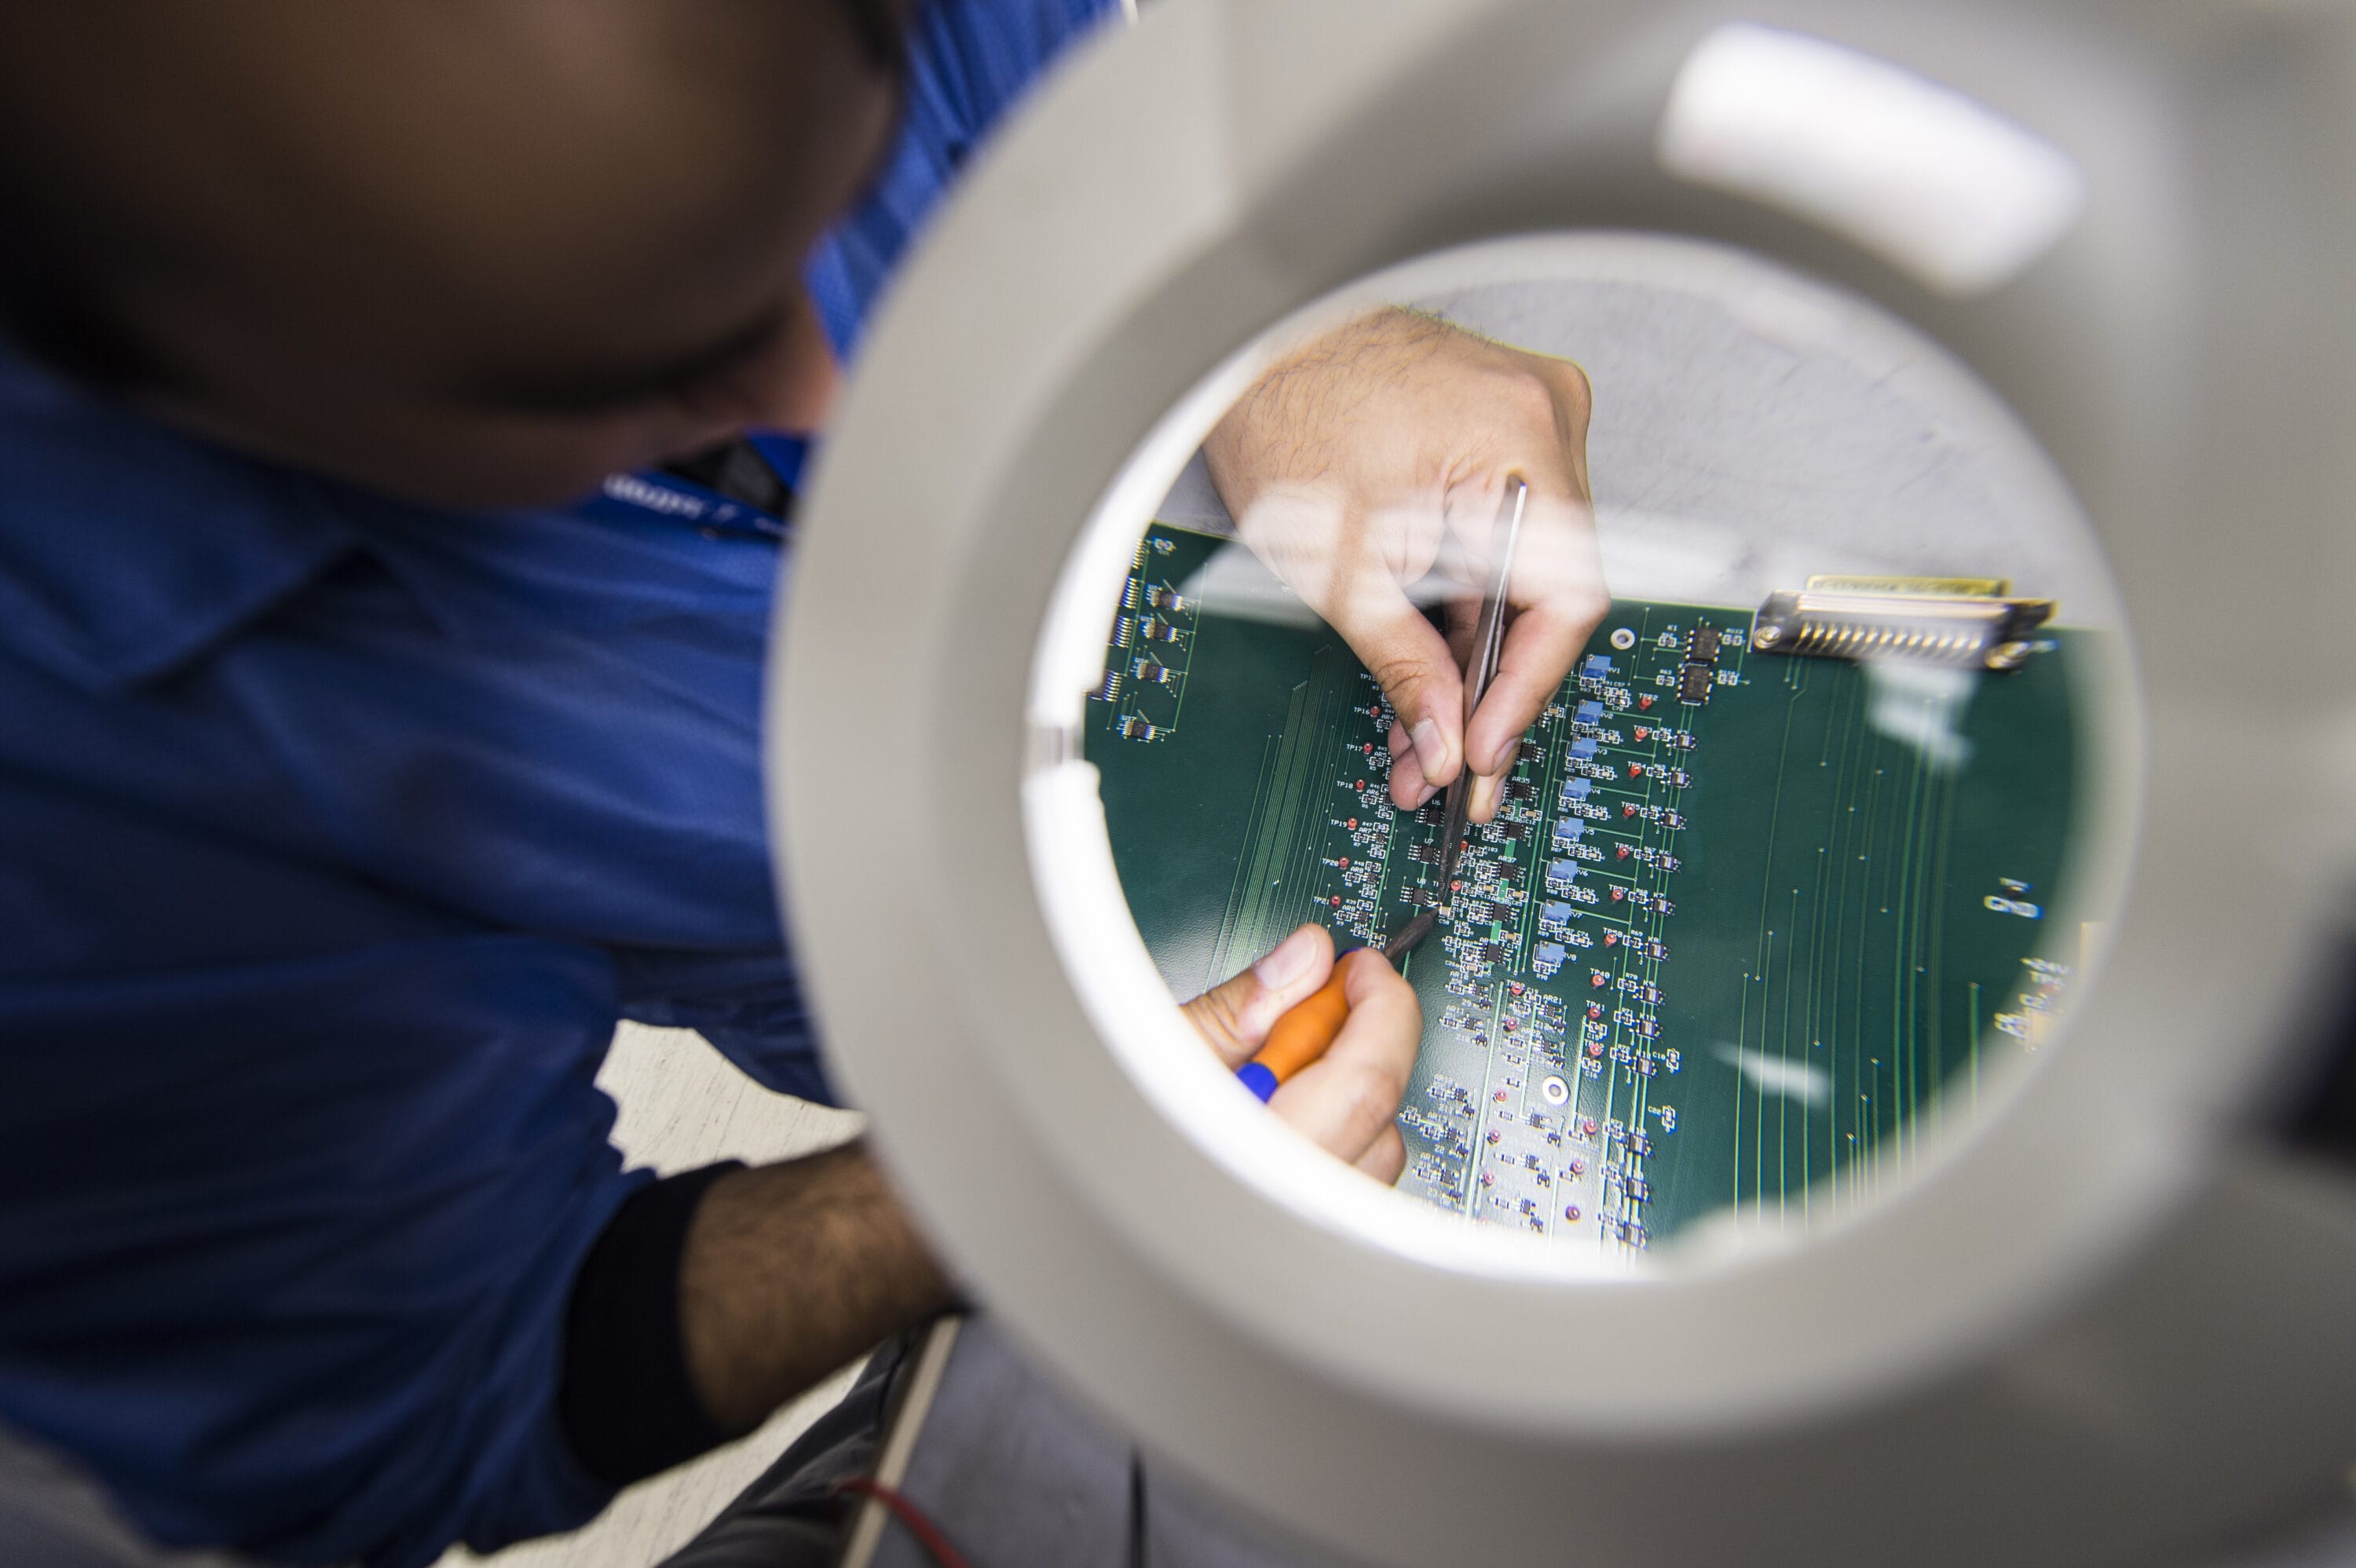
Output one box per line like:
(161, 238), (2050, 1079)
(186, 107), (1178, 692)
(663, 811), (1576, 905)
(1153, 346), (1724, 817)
(1088, 524), (2081, 1255)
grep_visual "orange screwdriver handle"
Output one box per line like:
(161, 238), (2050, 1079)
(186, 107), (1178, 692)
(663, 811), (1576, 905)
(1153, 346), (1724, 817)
(1237, 966), (1351, 1102)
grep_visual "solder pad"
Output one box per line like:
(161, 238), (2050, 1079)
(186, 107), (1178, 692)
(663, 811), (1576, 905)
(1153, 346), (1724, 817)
(1087, 523), (2080, 1255)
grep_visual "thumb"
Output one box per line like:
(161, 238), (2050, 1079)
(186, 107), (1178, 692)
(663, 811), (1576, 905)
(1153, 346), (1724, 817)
(1340, 578), (1465, 802)
(1182, 924), (1335, 1069)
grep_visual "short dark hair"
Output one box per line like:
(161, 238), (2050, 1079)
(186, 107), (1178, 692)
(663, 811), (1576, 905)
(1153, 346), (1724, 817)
(0, 216), (151, 389)
(0, 0), (913, 393)
(836, 0), (912, 75)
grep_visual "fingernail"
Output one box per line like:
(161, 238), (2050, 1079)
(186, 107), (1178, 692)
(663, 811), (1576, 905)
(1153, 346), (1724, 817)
(1254, 926), (1322, 991)
(1415, 782), (1439, 807)
(1411, 719), (1447, 772)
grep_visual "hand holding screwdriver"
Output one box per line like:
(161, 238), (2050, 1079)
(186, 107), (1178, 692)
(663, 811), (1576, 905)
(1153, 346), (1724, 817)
(1181, 923), (1424, 1182)
(1235, 912), (1433, 1102)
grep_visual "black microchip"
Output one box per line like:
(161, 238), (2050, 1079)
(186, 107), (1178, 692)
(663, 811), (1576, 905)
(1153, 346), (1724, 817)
(1686, 624), (1722, 663)
(1505, 780), (1535, 802)
(1677, 662), (1713, 705)
(1518, 740), (1542, 762)
(1482, 943), (1508, 963)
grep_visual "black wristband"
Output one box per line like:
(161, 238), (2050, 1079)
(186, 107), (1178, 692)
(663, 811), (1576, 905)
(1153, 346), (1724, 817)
(559, 1160), (743, 1488)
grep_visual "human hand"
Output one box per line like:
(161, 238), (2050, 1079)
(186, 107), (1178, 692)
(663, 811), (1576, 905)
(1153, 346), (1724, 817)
(1204, 309), (1606, 823)
(1181, 923), (1421, 1182)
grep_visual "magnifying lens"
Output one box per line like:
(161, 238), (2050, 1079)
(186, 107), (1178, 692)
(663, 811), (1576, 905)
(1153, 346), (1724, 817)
(1070, 228), (2131, 1274)
(774, 4), (2356, 1564)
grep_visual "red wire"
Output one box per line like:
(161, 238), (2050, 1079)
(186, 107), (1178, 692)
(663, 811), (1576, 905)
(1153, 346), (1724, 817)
(833, 1475), (975, 1568)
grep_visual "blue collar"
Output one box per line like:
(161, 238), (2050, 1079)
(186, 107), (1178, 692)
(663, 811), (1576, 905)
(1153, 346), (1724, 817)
(0, 348), (359, 694)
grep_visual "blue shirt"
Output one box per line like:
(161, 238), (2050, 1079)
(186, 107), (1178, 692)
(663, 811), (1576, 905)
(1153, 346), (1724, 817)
(0, 3), (1114, 1564)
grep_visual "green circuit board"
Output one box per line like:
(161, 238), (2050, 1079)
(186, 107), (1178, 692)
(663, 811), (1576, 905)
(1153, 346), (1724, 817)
(1088, 524), (2082, 1255)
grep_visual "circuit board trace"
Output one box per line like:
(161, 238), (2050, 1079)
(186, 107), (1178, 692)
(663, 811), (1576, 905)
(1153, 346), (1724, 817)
(1088, 525), (2077, 1254)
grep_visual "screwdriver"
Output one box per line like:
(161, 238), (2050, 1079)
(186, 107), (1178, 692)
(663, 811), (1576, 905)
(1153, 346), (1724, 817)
(1235, 912), (1436, 1102)
(1234, 476), (1530, 1104)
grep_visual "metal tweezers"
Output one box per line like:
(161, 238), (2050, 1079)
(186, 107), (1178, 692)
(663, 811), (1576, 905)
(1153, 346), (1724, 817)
(1434, 476), (1527, 912)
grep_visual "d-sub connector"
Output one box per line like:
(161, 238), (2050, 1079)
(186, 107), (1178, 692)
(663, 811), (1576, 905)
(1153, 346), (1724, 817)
(1751, 583), (2054, 671)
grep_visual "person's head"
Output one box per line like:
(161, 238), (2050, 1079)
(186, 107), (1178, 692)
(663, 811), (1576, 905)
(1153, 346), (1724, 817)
(0, 0), (907, 505)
